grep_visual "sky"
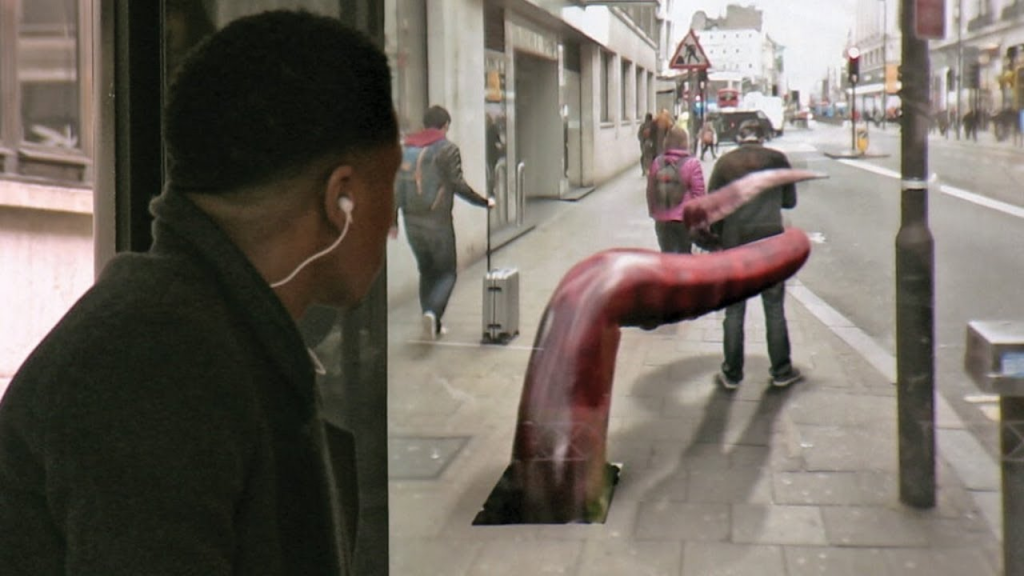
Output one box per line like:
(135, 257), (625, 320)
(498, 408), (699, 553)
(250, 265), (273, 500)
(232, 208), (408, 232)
(671, 0), (858, 98)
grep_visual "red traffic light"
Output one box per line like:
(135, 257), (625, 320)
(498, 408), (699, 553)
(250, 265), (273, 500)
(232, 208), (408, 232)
(846, 46), (861, 82)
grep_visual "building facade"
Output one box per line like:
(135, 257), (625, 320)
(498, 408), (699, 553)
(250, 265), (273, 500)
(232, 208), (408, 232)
(850, 0), (902, 118)
(384, 0), (664, 307)
(930, 0), (1024, 121)
(688, 5), (784, 106)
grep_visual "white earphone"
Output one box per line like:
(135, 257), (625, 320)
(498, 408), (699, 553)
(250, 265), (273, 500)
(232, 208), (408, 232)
(269, 196), (355, 288)
(338, 196), (354, 219)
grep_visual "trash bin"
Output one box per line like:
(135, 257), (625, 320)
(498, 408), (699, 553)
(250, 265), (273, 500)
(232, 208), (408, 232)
(855, 122), (869, 154)
(965, 320), (1024, 575)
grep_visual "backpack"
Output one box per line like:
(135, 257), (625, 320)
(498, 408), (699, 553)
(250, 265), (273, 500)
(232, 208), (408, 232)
(649, 154), (692, 213)
(395, 140), (446, 214)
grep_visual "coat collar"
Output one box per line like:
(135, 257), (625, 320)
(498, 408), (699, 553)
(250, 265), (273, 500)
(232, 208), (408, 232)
(148, 187), (318, 403)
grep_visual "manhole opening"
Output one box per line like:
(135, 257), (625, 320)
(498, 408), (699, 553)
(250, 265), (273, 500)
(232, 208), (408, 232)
(472, 462), (621, 525)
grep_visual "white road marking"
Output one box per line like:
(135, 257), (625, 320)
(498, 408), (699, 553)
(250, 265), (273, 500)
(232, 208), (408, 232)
(837, 158), (1024, 220)
(965, 394), (1001, 404)
(829, 157), (1012, 424)
(981, 405), (1001, 421)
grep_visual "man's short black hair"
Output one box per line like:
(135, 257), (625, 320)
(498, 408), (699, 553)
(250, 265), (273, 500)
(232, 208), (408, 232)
(165, 10), (398, 193)
(737, 119), (763, 143)
(423, 106), (451, 130)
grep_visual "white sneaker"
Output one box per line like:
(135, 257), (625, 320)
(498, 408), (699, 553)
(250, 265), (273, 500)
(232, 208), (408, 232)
(421, 311), (437, 341)
(770, 368), (803, 389)
(714, 370), (741, 391)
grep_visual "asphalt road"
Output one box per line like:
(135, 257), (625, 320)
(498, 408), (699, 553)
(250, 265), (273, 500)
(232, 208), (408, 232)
(756, 122), (1024, 459)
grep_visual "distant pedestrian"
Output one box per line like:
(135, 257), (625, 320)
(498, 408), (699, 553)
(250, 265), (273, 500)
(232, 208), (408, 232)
(708, 119), (804, 391)
(646, 126), (705, 255)
(699, 121), (717, 160)
(638, 112), (656, 176)
(394, 105), (494, 340)
(653, 109), (674, 158)
(963, 109), (978, 141)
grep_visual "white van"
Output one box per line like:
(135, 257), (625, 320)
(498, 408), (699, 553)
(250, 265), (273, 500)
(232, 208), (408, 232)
(740, 92), (785, 137)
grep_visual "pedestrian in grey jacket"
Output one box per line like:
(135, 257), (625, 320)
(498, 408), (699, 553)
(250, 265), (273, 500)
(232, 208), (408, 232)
(0, 11), (400, 575)
(393, 105), (494, 340)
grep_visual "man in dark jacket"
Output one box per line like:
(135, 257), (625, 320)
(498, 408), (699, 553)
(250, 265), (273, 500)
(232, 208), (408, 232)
(708, 119), (804, 391)
(0, 11), (399, 575)
(394, 105), (493, 340)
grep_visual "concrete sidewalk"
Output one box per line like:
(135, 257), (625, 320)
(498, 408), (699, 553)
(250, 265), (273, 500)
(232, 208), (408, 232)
(385, 161), (1002, 575)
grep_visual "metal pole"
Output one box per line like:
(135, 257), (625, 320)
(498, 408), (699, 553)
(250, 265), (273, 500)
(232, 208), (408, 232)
(896, 0), (936, 509)
(688, 73), (698, 153)
(956, 0), (963, 140)
(851, 80), (857, 151)
(1001, 396), (1024, 574)
(880, 0), (887, 130)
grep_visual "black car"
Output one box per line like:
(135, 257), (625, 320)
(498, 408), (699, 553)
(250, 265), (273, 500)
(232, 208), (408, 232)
(713, 110), (774, 144)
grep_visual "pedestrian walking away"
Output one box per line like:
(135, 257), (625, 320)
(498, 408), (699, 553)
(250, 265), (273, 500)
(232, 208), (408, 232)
(646, 126), (705, 255)
(0, 10), (400, 575)
(699, 120), (718, 161)
(394, 105), (494, 341)
(707, 119), (804, 391)
(637, 112), (656, 176)
(652, 109), (674, 159)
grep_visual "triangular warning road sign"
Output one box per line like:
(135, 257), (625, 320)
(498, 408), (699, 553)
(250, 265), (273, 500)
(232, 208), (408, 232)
(669, 29), (711, 70)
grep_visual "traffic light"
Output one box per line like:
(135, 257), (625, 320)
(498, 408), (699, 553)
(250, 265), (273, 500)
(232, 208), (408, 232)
(946, 68), (955, 87)
(697, 68), (708, 90)
(847, 47), (861, 83)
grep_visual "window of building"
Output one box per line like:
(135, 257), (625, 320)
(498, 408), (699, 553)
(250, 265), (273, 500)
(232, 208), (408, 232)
(621, 58), (631, 122)
(2, 0), (93, 185)
(619, 5), (657, 41)
(635, 66), (644, 119)
(601, 50), (612, 122)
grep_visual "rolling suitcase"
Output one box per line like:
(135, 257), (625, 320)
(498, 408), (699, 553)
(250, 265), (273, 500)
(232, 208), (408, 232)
(482, 267), (519, 344)
(481, 210), (520, 344)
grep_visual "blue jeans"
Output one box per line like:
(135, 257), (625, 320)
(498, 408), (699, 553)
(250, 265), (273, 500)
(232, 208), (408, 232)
(654, 220), (692, 254)
(721, 281), (793, 382)
(404, 216), (457, 324)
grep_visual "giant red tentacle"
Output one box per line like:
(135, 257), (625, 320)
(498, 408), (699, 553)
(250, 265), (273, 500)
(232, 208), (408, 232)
(510, 230), (810, 522)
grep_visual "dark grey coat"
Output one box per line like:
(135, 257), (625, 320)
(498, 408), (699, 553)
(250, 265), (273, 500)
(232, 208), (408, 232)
(0, 189), (351, 575)
(707, 141), (798, 249)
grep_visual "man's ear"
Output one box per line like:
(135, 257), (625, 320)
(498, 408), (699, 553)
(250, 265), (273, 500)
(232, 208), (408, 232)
(324, 163), (355, 227)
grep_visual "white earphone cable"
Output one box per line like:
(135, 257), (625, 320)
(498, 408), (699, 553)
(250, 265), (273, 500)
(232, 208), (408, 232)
(270, 211), (352, 289)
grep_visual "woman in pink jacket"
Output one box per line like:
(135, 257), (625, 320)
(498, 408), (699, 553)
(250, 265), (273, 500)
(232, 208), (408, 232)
(645, 126), (706, 254)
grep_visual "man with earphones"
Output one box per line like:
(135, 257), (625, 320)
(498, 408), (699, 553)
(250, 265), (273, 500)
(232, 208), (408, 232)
(394, 105), (494, 340)
(0, 11), (396, 576)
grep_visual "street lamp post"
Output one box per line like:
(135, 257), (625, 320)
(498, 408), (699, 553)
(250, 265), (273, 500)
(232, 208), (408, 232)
(896, 0), (936, 510)
(956, 0), (963, 139)
(880, 0), (887, 130)
(847, 46), (861, 152)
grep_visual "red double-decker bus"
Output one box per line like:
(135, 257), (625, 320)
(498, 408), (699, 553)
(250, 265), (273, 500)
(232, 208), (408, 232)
(717, 88), (740, 109)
